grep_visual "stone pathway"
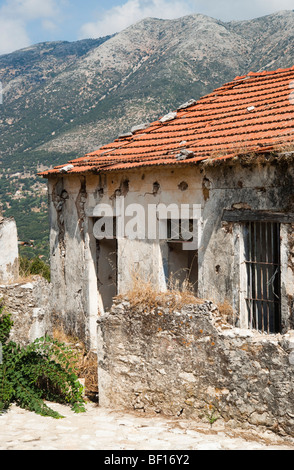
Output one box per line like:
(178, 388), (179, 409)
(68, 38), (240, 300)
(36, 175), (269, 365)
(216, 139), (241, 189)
(1, 402), (294, 451)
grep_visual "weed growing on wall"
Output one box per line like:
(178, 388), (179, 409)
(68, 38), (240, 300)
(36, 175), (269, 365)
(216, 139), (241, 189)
(0, 301), (85, 418)
(118, 268), (202, 312)
(19, 256), (50, 282)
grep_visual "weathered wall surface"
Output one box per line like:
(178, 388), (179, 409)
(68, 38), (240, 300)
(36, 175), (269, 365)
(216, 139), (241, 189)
(48, 175), (90, 346)
(0, 277), (52, 346)
(47, 157), (294, 347)
(97, 298), (294, 437)
(0, 217), (19, 284)
(198, 157), (294, 332)
(47, 167), (204, 348)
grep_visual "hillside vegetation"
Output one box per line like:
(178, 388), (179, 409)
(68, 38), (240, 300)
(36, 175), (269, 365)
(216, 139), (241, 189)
(1, 10), (294, 259)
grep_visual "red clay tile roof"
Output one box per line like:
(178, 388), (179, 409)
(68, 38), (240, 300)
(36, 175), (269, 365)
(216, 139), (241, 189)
(39, 66), (294, 177)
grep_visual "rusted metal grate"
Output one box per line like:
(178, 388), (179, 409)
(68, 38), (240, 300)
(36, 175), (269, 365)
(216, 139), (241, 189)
(244, 221), (281, 333)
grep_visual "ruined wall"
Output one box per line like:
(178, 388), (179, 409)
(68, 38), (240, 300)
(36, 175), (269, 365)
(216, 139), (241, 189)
(97, 298), (294, 437)
(0, 217), (19, 284)
(199, 157), (294, 332)
(47, 167), (204, 349)
(0, 277), (52, 346)
(47, 157), (294, 348)
(48, 175), (90, 346)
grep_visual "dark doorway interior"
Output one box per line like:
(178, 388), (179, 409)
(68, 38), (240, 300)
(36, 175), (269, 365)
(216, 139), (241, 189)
(96, 238), (117, 312)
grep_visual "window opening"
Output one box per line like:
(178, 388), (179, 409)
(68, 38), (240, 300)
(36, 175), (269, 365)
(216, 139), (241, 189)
(244, 221), (281, 333)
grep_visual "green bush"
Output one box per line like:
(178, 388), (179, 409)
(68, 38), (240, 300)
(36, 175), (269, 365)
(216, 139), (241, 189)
(19, 256), (51, 282)
(0, 302), (85, 418)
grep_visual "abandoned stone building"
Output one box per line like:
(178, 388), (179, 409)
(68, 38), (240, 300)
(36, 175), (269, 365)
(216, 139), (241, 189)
(40, 66), (294, 352)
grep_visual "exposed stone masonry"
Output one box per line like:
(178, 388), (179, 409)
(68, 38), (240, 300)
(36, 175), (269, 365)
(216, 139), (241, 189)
(97, 298), (294, 437)
(0, 277), (52, 346)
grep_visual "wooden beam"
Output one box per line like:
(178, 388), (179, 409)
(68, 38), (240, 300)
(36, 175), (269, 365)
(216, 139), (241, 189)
(222, 209), (294, 223)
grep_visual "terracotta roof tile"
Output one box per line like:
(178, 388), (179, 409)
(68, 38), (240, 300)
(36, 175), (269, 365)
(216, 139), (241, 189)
(39, 66), (294, 177)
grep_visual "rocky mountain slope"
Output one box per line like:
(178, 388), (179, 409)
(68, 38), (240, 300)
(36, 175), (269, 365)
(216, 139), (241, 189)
(0, 10), (294, 258)
(2, 10), (294, 165)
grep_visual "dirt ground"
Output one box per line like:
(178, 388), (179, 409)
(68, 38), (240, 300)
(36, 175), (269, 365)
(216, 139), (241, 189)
(1, 402), (294, 451)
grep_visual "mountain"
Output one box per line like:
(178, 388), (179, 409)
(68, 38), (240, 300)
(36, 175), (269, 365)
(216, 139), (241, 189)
(0, 10), (294, 259)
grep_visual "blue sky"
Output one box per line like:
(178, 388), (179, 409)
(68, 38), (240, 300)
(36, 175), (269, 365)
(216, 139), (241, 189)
(0, 0), (293, 55)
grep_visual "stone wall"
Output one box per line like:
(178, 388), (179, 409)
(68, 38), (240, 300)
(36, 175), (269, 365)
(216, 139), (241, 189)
(0, 276), (52, 346)
(97, 298), (294, 437)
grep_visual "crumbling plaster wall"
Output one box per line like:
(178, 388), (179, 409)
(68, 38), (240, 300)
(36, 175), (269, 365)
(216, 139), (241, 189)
(48, 167), (204, 348)
(0, 217), (19, 284)
(47, 157), (294, 348)
(199, 158), (294, 332)
(48, 175), (89, 345)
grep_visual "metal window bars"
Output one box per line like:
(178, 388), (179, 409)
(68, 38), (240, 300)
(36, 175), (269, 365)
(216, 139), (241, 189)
(244, 221), (281, 334)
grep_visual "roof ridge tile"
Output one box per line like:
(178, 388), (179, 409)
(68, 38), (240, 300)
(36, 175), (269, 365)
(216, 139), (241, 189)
(39, 66), (294, 177)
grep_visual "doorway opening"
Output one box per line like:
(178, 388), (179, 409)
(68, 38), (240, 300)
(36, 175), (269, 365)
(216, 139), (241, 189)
(94, 215), (118, 312)
(166, 219), (198, 293)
